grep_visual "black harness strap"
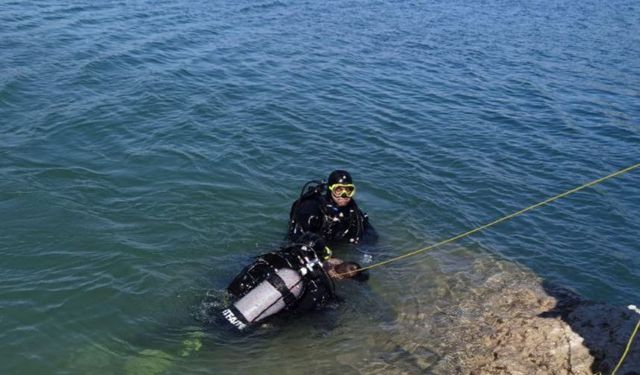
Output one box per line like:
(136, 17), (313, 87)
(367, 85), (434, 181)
(267, 271), (298, 308)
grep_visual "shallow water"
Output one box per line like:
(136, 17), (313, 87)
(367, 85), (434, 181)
(1, 0), (639, 373)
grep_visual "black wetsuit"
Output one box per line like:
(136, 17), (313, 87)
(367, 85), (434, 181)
(288, 192), (377, 245)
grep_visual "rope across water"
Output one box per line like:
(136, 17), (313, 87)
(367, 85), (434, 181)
(346, 162), (640, 274)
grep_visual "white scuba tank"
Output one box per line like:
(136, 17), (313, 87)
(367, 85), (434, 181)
(223, 268), (304, 329)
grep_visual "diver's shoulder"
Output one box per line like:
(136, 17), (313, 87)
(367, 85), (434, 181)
(294, 194), (324, 213)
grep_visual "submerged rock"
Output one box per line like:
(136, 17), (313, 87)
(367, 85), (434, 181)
(359, 255), (639, 374)
(445, 280), (595, 375)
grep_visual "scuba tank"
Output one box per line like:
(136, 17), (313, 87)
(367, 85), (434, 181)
(222, 234), (334, 330)
(224, 268), (305, 328)
(288, 180), (326, 233)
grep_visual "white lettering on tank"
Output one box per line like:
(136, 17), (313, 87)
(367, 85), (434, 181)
(222, 309), (247, 330)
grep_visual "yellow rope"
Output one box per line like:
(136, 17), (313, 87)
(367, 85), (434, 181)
(345, 162), (640, 275)
(611, 317), (640, 375)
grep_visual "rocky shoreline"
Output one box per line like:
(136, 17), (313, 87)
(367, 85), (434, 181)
(444, 280), (640, 375)
(361, 257), (640, 375)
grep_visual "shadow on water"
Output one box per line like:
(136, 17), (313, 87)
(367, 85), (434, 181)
(540, 281), (640, 375)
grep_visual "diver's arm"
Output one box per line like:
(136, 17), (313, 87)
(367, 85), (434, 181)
(361, 212), (379, 245)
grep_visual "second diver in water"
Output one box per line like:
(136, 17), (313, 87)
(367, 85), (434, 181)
(222, 233), (367, 330)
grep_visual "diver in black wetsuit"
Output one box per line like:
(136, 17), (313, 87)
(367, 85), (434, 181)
(288, 170), (377, 246)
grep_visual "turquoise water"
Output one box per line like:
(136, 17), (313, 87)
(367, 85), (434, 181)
(1, 0), (639, 373)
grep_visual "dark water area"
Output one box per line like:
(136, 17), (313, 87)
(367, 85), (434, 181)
(1, 0), (639, 373)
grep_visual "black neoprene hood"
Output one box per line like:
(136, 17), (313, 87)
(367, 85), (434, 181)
(327, 170), (353, 186)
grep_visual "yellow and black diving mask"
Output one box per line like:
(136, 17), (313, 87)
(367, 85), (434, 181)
(329, 183), (356, 198)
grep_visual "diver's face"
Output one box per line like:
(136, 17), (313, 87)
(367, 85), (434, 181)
(331, 189), (351, 207)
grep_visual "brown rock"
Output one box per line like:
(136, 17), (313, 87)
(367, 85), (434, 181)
(359, 256), (639, 374)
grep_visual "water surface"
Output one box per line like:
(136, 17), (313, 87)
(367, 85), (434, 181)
(1, 0), (639, 373)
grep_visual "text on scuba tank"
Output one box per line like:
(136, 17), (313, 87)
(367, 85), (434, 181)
(222, 309), (247, 330)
